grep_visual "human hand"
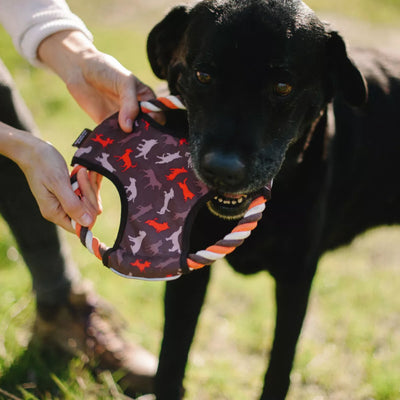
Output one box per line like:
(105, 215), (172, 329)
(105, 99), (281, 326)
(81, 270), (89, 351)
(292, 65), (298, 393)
(38, 30), (165, 131)
(74, 167), (103, 229)
(18, 134), (101, 232)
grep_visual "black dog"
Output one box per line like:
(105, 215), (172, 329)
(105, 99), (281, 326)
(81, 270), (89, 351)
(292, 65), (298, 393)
(146, 0), (400, 398)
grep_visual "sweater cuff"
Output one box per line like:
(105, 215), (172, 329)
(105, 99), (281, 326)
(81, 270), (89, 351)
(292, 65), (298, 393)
(20, 15), (93, 68)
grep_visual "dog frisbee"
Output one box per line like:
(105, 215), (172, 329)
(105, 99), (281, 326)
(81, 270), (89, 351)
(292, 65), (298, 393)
(70, 96), (269, 281)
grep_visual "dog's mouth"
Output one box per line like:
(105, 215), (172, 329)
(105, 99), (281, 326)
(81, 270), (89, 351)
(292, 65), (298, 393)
(207, 193), (251, 220)
(207, 184), (272, 220)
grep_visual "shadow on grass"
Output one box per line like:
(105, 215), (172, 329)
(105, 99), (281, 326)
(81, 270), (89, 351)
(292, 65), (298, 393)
(0, 340), (143, 400)
(0, 342), (78, 399)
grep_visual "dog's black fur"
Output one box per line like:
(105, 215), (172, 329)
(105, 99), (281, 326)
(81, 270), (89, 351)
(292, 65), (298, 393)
(146, 0), (400, 398)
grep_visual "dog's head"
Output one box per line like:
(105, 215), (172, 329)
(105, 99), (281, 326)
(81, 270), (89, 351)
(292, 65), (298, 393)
(147, 0), (367, 219)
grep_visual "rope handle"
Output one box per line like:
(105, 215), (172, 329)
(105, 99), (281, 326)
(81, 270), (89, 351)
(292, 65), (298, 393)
(140, 95), (186, 113)
(186, 195), (267, 270)
(70, 165), (108, 261)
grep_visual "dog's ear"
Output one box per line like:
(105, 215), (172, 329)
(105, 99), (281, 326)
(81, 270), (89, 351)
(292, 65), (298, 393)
(147, 6), (190, 79)
(327, 31), (368, 107)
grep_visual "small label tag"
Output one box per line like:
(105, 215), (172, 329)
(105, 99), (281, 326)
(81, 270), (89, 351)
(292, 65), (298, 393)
(72, 128), (92, 147)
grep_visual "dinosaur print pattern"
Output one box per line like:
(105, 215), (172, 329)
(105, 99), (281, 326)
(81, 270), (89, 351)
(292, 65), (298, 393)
(72, 113), (210, 279)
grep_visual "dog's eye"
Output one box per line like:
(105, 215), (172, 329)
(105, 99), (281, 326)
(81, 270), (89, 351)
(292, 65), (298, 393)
(196, 71), (212, 84)
(274, 82), (293, 97)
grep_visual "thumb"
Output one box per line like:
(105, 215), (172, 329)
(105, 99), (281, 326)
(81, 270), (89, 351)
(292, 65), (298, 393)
(118, 77), (159, 132)
(118, 80), (140, 133)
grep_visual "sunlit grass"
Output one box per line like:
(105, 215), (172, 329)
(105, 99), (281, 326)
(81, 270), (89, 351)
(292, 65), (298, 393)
(307, 0), (400, 24)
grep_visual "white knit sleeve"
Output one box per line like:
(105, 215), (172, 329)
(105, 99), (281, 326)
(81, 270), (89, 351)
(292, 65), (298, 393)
(0, 0), (93, 67)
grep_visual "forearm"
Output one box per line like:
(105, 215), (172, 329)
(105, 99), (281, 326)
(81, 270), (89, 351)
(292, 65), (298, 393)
(0, 121), (37, 169)
(36, 29), (147, 129)
(0, 121), (96, 231)
(0, 0), (93, 67)
(37, 30), (98, 83)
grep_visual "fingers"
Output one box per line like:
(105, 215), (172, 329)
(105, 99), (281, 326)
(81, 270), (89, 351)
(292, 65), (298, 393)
(63, 48), (163, 131)
(77, 168), (103, 215)
(118, 95), (140, 133)
(90, 170), (103, 209)
(38, 196), (76, 233)
(75, 169), (103, 229)
(38, 183), (94, 233)
(55, 181), (95, 228)
(118, 76), (154, 132)
(135, 79), (167, 125)
(20, 141), (95, 232)
(119, 77), (169, 130)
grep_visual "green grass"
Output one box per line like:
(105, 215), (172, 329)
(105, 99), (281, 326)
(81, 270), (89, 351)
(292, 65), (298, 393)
(307, 0), (400, 24)
(1, 1), (400, 399)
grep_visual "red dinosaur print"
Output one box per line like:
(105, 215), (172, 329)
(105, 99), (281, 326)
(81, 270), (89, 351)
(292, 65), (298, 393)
(114, 148), (137, 172)
(130, 259), (151, 272)
(91, 133), (114, 148)
(178, 178), (195, 201)
(179, 138), (188, 146)
(145, 218), (170, 233)
(166, 167), (188, 181)
(144, 120), (150, 131)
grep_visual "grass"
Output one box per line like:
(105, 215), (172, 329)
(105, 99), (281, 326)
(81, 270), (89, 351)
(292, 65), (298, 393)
(306, 0), (400, 24)
(1, 1), (400, 399)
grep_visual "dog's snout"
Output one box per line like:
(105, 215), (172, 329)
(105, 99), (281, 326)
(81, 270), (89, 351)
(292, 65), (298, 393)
(201, 151), (246, 188)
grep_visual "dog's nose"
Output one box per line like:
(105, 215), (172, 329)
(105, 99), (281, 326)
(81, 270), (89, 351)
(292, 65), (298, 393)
(201, 151), (246, 188)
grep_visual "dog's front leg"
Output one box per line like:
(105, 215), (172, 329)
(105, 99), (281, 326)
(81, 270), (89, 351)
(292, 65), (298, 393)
(260, 276), (314, 400)
(155, 266), (211, 400)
